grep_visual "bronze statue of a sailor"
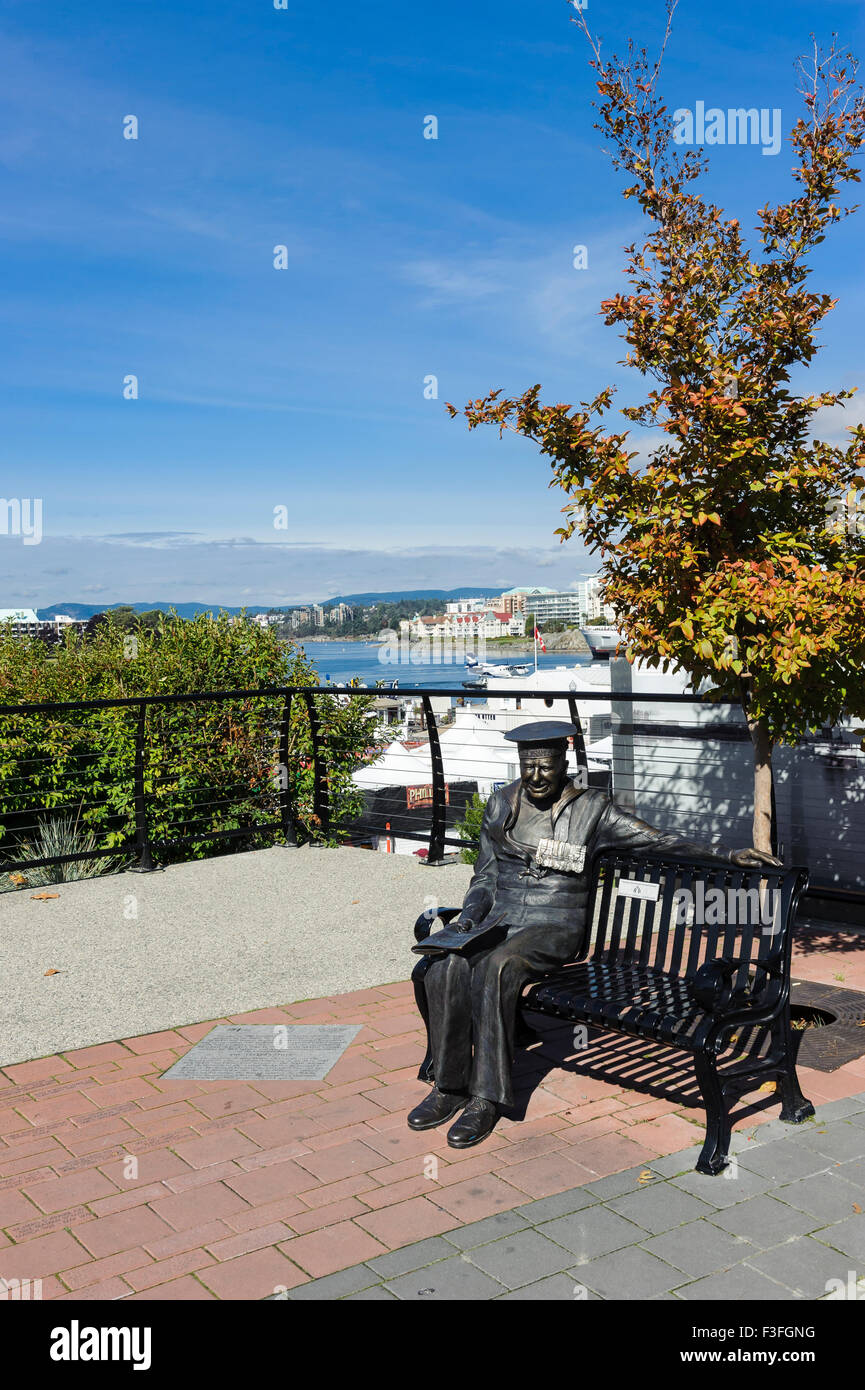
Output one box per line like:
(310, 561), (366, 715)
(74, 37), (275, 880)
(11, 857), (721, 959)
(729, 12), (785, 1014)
(408, 721), (779, 1148)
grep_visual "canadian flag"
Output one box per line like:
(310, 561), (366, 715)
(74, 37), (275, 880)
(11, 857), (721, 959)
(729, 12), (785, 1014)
(534, 626), (546, 653)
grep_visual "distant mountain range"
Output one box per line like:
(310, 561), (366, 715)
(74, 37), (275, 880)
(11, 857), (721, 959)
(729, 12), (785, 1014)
(36, 588), (511, 621)
(321, 587), (509, 605)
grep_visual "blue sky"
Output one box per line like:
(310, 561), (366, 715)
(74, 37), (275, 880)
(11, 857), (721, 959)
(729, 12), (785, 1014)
(1, 0), (864, 607)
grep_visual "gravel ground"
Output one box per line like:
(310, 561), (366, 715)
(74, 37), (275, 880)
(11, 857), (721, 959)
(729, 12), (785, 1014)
(0, 846), (473, 1067)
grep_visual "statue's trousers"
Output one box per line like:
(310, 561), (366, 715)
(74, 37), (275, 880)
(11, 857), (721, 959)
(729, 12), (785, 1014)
(413, 920), (583, 1110)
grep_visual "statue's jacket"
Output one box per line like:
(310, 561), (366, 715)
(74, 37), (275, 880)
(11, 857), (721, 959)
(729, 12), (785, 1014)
(460, 779), (735, 937)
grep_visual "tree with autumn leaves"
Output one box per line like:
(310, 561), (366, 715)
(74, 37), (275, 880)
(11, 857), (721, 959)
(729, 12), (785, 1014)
(447, 1), (865, 853)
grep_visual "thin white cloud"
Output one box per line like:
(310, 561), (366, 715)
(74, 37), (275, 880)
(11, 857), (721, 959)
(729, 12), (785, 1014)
(4, 533), (597, 609)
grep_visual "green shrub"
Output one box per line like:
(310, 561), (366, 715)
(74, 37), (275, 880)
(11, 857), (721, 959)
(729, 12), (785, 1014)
(0, 612), (384, 877)
(455, 791), (489, 865)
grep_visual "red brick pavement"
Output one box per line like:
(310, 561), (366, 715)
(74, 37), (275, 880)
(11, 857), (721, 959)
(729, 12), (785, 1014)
(1, 924), (863, 1300)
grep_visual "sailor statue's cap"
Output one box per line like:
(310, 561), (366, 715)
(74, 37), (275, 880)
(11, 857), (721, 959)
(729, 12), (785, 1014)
(503, 721), (580, 749)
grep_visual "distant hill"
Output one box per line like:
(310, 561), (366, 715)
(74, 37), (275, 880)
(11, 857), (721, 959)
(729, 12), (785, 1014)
(323, 587), (510, 606)
(36, 602), (267, 621)
(36, 588), (513, 621)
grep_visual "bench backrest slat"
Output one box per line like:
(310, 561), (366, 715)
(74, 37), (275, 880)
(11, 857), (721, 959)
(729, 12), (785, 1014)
(667, 863), (695, 977)
(644, 864), (679, 970)
(586, 850), (807, 988)
(725, 867), (751, 994)
(590, 854), (621, 957)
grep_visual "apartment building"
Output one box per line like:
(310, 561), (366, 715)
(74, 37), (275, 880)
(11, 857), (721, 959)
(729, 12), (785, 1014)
(411, 610), (526, 640)
(444, 597), (488, 615)
(501, 581), (616, 626)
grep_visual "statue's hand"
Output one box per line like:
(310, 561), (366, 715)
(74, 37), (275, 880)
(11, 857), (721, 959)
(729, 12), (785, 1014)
(730, 848), (783, 869)
(455, 917), (477, 934)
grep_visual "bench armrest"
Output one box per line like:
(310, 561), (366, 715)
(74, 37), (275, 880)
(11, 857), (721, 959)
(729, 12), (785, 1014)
(414, 907), (461, 943)
(688, 955), (785, 1019)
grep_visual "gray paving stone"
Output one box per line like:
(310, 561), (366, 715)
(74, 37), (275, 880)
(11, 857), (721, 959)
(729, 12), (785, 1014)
(641, 1219), (754, 1278)
(343, 1285), (397, 1300)
(729, 1124), (778, 1151)
(282, 1264), (380, 1299)
(440, 1209), (531, 1250)
(736, 1137), (834, 1183)
(675, 1265), (800, 1300)
(727, 1128), (754, 1152)
(606, 1183), (714, 1234)
(366, 1236), (459, 1278)
(670, 1162), (773, 1207)
(812, 1096), (865, 1121)
(738, 1116), (807, 1147)
(649, 1146), (705, 1178)
(708, 1194), (820, 1246)
(384, 1256), (505, 1301)
(846, 1110), (865, 1129)
(576, 1245), (685, 1299)
(835, 1155), (865, 1187)
(539, 1206), (645, 1263)
(811, 1214), (865, 1262)
(582, 1165), (662, 1201)
(796, 1120), (865, 1162)
(746, 1236), (857, 1299)
(513, 1188), (598, 1224)
(464, 1229), (575, 1289)
(773, 1171), (865, 1224)
(496, 1273), (602, 1300)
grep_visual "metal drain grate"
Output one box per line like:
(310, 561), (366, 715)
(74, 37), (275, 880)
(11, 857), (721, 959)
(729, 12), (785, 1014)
(789, 980), (865, 1072)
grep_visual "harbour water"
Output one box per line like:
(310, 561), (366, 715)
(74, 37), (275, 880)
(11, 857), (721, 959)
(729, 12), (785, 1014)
(296, 640), (594, 689)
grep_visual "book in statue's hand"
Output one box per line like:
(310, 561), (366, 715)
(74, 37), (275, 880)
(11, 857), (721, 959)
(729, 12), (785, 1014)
(412, 912), (507, 956)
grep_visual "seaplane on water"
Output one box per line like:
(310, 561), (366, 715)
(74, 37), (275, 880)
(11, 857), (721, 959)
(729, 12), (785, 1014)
(464, 653), (532, 683)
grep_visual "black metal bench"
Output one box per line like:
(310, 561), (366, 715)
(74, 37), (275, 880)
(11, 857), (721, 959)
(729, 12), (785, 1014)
(413, 848), (814, 1174)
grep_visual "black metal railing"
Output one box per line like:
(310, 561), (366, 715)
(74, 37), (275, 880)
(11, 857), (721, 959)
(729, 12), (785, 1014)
(0, 682), (862, 913)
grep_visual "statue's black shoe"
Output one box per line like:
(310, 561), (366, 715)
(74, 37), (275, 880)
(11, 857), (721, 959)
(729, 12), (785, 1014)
(446, 1097), (498, 1148)
(407, 1087), (467, 1130)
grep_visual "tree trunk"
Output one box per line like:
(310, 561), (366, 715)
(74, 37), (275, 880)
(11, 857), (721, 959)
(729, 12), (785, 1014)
(748, 715), (774, 854)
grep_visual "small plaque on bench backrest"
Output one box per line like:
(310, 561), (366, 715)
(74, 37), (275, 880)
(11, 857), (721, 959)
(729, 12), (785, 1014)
(618, 878), (660, 902)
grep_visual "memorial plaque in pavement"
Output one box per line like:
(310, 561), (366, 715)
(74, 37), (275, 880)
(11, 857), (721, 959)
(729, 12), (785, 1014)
(160, 1024), (362, 1081)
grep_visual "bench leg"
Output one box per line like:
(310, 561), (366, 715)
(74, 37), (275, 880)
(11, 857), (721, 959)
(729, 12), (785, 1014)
(774, 1016), (815, 1125)
(694, 1052), (732, 1175)
(777, 1077), (815, 1125)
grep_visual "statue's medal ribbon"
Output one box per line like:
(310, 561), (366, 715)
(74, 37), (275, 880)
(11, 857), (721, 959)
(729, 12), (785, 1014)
(534, 838), (586, 874)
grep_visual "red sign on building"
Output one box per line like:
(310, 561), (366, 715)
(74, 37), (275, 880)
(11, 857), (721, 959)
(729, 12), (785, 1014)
(406, 784), (449, 810)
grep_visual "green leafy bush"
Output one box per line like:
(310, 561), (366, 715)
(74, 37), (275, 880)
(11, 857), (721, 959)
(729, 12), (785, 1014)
(455, 791), (489, 865)
(0, 612), (384, 879)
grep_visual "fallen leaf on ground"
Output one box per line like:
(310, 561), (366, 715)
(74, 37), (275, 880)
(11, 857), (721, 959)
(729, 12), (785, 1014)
(638, 1170), (655, 1184)
(44, 968), (61, 976)
(9, 873), (27, 885)
(853, 1203), (862, 1214)
(31, 892), (60, 900)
